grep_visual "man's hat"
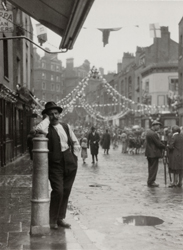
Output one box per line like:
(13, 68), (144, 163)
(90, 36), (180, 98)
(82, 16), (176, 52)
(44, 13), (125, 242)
(42, 101), (63, 115)
(151, 120), (162, 126)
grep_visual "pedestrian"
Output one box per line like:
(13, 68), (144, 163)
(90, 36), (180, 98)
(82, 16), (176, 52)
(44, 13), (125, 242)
(145, 120), (165, 187)
(27, 130), (35, 160)
(87, 126), (100, 164)
(167, 125), (183, 187)
(101, 129), (111, 154)
(80, 137), (88, 164)
(121, 130), (128, 153)
(34, 101), (80, 229)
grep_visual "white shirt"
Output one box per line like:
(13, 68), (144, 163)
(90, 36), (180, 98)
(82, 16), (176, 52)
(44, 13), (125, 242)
(35, 117), (80, 156)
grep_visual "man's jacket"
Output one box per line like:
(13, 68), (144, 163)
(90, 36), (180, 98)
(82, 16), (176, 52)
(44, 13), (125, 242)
(145, 129), (165, 158)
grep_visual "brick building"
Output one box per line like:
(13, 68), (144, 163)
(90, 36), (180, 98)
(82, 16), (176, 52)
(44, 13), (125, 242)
(108, 26), (178, 128)
(33, 48), (63, 103)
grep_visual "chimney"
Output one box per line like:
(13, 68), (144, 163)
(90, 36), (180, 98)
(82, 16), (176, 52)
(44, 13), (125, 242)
(122, 53), (135, 70)
(66, 58), (74, 70)
(117, 62), (122, 73)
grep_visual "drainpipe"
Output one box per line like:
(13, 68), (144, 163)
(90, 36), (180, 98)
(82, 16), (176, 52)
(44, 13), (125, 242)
(30, 134), (50, 235)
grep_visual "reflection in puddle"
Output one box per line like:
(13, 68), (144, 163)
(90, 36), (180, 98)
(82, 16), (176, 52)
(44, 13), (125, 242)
(118, 215), (164, 226)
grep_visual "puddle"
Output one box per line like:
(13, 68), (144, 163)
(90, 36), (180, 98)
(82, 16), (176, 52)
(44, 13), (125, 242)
(89, 184), (102, 187)
(121, 215), (164, 226)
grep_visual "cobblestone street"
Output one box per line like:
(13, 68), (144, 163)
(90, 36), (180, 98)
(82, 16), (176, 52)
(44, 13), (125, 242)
(0, 145), (183, 250)
(70, 144), (183, 250)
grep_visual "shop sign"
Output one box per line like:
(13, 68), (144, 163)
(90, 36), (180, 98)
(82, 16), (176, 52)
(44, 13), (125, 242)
(0, 10), (13, 32)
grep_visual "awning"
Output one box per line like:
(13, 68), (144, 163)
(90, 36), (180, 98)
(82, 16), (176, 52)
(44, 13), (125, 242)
(7, 0), (94, 50)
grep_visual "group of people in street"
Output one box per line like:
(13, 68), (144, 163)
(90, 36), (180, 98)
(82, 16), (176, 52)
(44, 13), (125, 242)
(26, 100), (183, 231)
(145, 120), (183, 188)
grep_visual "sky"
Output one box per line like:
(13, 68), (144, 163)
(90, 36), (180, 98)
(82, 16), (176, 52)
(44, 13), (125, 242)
(32, 0), (183, 74)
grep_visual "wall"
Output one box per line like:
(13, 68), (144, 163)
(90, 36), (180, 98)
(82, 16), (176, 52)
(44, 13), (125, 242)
(142, 71), (178, 106)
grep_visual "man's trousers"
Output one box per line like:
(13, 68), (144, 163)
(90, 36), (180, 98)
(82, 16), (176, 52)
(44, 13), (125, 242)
(147, 157), (159, 185)
(48, 149), (78, 223)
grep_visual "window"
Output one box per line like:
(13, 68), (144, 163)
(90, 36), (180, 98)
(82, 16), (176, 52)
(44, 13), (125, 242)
(56, 95), (59, 102)
(158, 95), (165, 105)
(145, 80), (149, 92)
(42, 82), (46, 90)
(164, 119), (176, 127)
(51, 75), (54, 81)
(169, 78), (178, 93)
(56, 84), (60, 92)
(56, 65), (60, 71)
(3, 34), (9, 78)
(56, 76), (60, 82)
(51, 64), (54, 71)
(121, 80), (124, 94)
(51, 83), (55, 91)
(16, 57), (21, 84)
(42, 73), (46, 79)
(42, 93), (45, 100)
(42, 62), (45, 68)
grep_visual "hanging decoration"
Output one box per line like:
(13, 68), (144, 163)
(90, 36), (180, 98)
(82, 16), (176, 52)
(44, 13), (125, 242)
(31, 66), (177, 122)
(98, 27), (122, 47)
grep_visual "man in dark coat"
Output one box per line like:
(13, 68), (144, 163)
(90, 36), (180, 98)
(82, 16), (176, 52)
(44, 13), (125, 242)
(87, 126), (100, 163)
(101, 129), (111, 154)
(145, 121), (165, 187)
(35, 102), (80, 229)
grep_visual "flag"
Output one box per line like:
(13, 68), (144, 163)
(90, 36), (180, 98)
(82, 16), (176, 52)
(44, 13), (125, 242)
(149, 23), (161, 38)
(98, 27), (122, 47)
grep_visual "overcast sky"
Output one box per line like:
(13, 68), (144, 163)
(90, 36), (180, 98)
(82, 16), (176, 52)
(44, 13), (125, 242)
(32, 0), (183, 74)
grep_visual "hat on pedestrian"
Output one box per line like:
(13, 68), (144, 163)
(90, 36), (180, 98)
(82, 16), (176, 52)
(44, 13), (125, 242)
(151, 120), (162, 126)
(42, 101), (63, 115)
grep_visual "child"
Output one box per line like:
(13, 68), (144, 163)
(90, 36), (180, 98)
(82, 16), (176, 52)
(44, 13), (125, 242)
(80, 137), (88, 164)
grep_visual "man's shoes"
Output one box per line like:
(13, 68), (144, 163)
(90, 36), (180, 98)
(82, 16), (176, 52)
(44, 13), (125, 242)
(168, 183), (174, 188)
(148, 182), (159, 187)
(57, 219), (71, 228)
(50, 222), (58, 230)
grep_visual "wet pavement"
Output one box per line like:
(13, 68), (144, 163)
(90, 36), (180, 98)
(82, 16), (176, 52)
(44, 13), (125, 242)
(70, 145), (183, 250)
(0, 145), (183, 249)
(0, 156), (96, 250)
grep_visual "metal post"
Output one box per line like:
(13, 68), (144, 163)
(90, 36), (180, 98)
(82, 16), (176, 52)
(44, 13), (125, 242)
(30, 134), (50, 235)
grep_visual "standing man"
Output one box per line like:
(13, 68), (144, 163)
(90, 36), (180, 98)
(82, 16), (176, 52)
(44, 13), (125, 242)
(87, 126), (100, 164)
(34, 102), (80, 229)
(145, 120), (165, 187)
(101, 129), (111, 154)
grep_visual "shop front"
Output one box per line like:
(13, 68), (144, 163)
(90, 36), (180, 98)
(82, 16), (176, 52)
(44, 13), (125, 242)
(0, 84), (35, 167)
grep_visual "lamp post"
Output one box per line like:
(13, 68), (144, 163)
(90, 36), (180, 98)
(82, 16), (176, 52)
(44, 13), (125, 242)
(30, 134), (50, 235)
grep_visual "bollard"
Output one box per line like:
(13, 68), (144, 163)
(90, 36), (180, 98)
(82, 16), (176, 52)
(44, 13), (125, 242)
(30, 134), (50, 235)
